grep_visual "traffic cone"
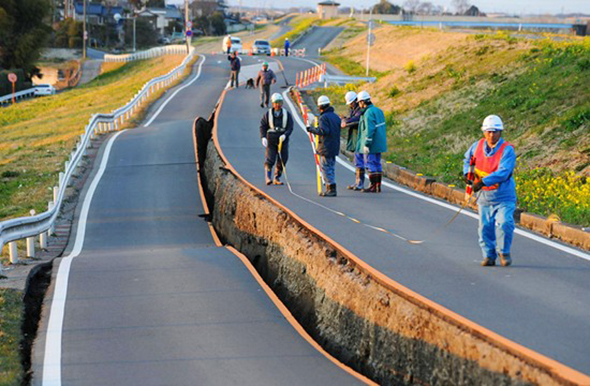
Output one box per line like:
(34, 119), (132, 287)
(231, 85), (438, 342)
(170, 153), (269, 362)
(296, 73), (299, 88)
(249, 47), (253, 56)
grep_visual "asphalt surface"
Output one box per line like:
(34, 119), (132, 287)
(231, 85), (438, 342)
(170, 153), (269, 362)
(292, 26), (344, 57)
(216, 57), (590, 374)
(32, 56), (361, 385)
(79, 60), (102, 85)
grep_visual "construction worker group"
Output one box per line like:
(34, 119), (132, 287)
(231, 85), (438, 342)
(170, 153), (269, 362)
(246, 60), (516, 266)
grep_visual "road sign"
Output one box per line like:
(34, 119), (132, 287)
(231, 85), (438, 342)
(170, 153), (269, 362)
(186, 30), (193, 37)
(368, 20), (374, 29)
(8, 73), (17, 104)
(367, 33), (376, 46)
(186, 21), (192, 29)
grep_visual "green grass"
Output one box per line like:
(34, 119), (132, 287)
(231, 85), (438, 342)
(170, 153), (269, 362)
(0, 289), (24, 385)
(271, 15), (320, 48)
(323, 54), (389, 79)
(0, 55), (188, 224)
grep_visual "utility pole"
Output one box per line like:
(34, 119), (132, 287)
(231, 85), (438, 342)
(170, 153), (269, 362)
(83, 0), (87, 59)
(366, 7), (372, 77)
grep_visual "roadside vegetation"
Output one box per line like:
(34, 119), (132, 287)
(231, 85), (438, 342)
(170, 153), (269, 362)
(312, 25), (589, 226)
(271, 15), (321, 48)
(0, 289), (24, 385)
(0, 55), (186, 227)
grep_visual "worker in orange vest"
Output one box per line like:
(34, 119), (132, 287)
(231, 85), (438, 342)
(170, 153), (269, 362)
(463, 115), (517, 267)
(226, 35), (232, 54)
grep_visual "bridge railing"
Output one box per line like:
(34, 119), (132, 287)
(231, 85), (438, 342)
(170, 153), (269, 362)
(0, 46), (196, 271)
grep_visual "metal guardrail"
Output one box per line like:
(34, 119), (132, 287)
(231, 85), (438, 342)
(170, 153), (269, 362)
(320, 74), (377, 87)
(0, 46), (195, 271)
(104, 44), (189, 62)
(0, 87), (36, 105)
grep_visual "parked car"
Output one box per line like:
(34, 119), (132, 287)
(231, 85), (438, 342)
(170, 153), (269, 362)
(252, 40), (271, 55)
(158, 37), (171, 45)
(222, 36), (243, 53)
(34, 84), (56, 96)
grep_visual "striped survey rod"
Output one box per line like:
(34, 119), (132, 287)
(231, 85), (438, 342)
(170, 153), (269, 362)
(303, 107), (324, 194)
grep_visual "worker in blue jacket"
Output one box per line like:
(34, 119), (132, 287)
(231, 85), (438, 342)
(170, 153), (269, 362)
(356, 91), (387, 193)
(307, 95), (341, 197)
(463, 115), (517, 267)
(284, 38), (290, 56)
(227, 51), (241, 88)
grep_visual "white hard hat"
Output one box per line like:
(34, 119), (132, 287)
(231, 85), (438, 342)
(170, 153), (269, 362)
(357, 90), (371, 101)
(344, 91), (357, 105)
(481, 115), (504, 131)
(286, 38), (289, 40)
(317, 95), (331, 106)
(271, 93), (283, 103)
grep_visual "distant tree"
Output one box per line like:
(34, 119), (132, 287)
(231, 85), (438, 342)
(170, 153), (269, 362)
(403, 0), (420, 14)
(193, 15), (211, 35)
(210, 11), (226, 35)
(0, 0), (51, 80)
(125, 17), (157, 48)
(372, 0), (402, 14)
(145, 0), (164, 8)
(417, 1), (434, 15)
(452, 0), (470, 14)
(464, 5), (485, 16)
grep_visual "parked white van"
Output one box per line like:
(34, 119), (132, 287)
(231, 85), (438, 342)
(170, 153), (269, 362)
(222, 36), (243, 54)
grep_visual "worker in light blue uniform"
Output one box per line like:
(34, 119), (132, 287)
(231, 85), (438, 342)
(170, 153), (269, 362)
(463, 115), (517, 267)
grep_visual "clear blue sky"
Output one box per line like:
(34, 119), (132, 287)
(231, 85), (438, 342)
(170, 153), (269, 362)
(216, 0), (590, 15)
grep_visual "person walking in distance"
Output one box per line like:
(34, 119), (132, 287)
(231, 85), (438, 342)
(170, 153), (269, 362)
(227, 51), (241, 88)
(260, 93), (294, 185)
(341, 91), (364, 190)
(255, 62), (276, 108)
(356, 91), (387, 193)
(284, 38), (290, 57)
(463, 115), (517, 267)
(225, 35), (232, 54)
(307, 96), (341, 197)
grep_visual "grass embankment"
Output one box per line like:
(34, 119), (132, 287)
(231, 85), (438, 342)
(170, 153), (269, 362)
(0, 289), (24, 385)
(0, 54), (186, 227)
(271, 15), (320, 48)
(313, 26), (589, 226)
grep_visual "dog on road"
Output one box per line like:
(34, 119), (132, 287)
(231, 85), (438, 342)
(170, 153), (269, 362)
(245, 78), (255, 89)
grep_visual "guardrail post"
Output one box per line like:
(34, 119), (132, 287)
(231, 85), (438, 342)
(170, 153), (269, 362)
(53, 186), (58, 203)
(9, 241), (18, 264)
(26, 236), (35, 258)
(48, 201), (55, 236)
(40, 231), (47, 250)
(59, 172), (65, 187)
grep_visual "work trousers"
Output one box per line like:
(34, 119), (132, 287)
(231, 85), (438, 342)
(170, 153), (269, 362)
(354, 153), (367, 169)
(478, 201), (516, 259)
(320, 156), (336, 185)
(230, 70), (239, 88)
(265, 137), (289, 176)
(260, 84), (271, 106)
(366, 153), (382, 173)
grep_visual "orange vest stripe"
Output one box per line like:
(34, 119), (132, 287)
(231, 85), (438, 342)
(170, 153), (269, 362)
(474, 138), (512, 191)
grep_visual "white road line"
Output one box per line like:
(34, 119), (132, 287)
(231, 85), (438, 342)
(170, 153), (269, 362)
(144, 55), (207, 127)
(42, 130), (125, 386)
(283, 91), (590, 261)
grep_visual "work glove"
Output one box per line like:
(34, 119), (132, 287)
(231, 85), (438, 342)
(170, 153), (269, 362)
(363, 146), (370, 154)
(473, 179), (485, 193)
(464, 174), (473, 185)
(306, 113), (316, 127)
(279, 134), (286, 143)
(261, 138), (268, 148)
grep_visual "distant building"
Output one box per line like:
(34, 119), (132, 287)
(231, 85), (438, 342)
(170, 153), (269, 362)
(137, 7), (183, 36)
(73, 2), (123, 25)
(317, 1), (340, 19)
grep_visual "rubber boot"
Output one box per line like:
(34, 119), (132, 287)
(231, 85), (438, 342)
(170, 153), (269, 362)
(347, 168), (365, 191)
(320, 184), (337, 197)
(273, 171), (284, 185)
(265, 167), (272, 185)
(376, 172), (382, 193)
(362, 173), (378, 193)
(481, 257), (496, 266)
(499, 253), (512, 267)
